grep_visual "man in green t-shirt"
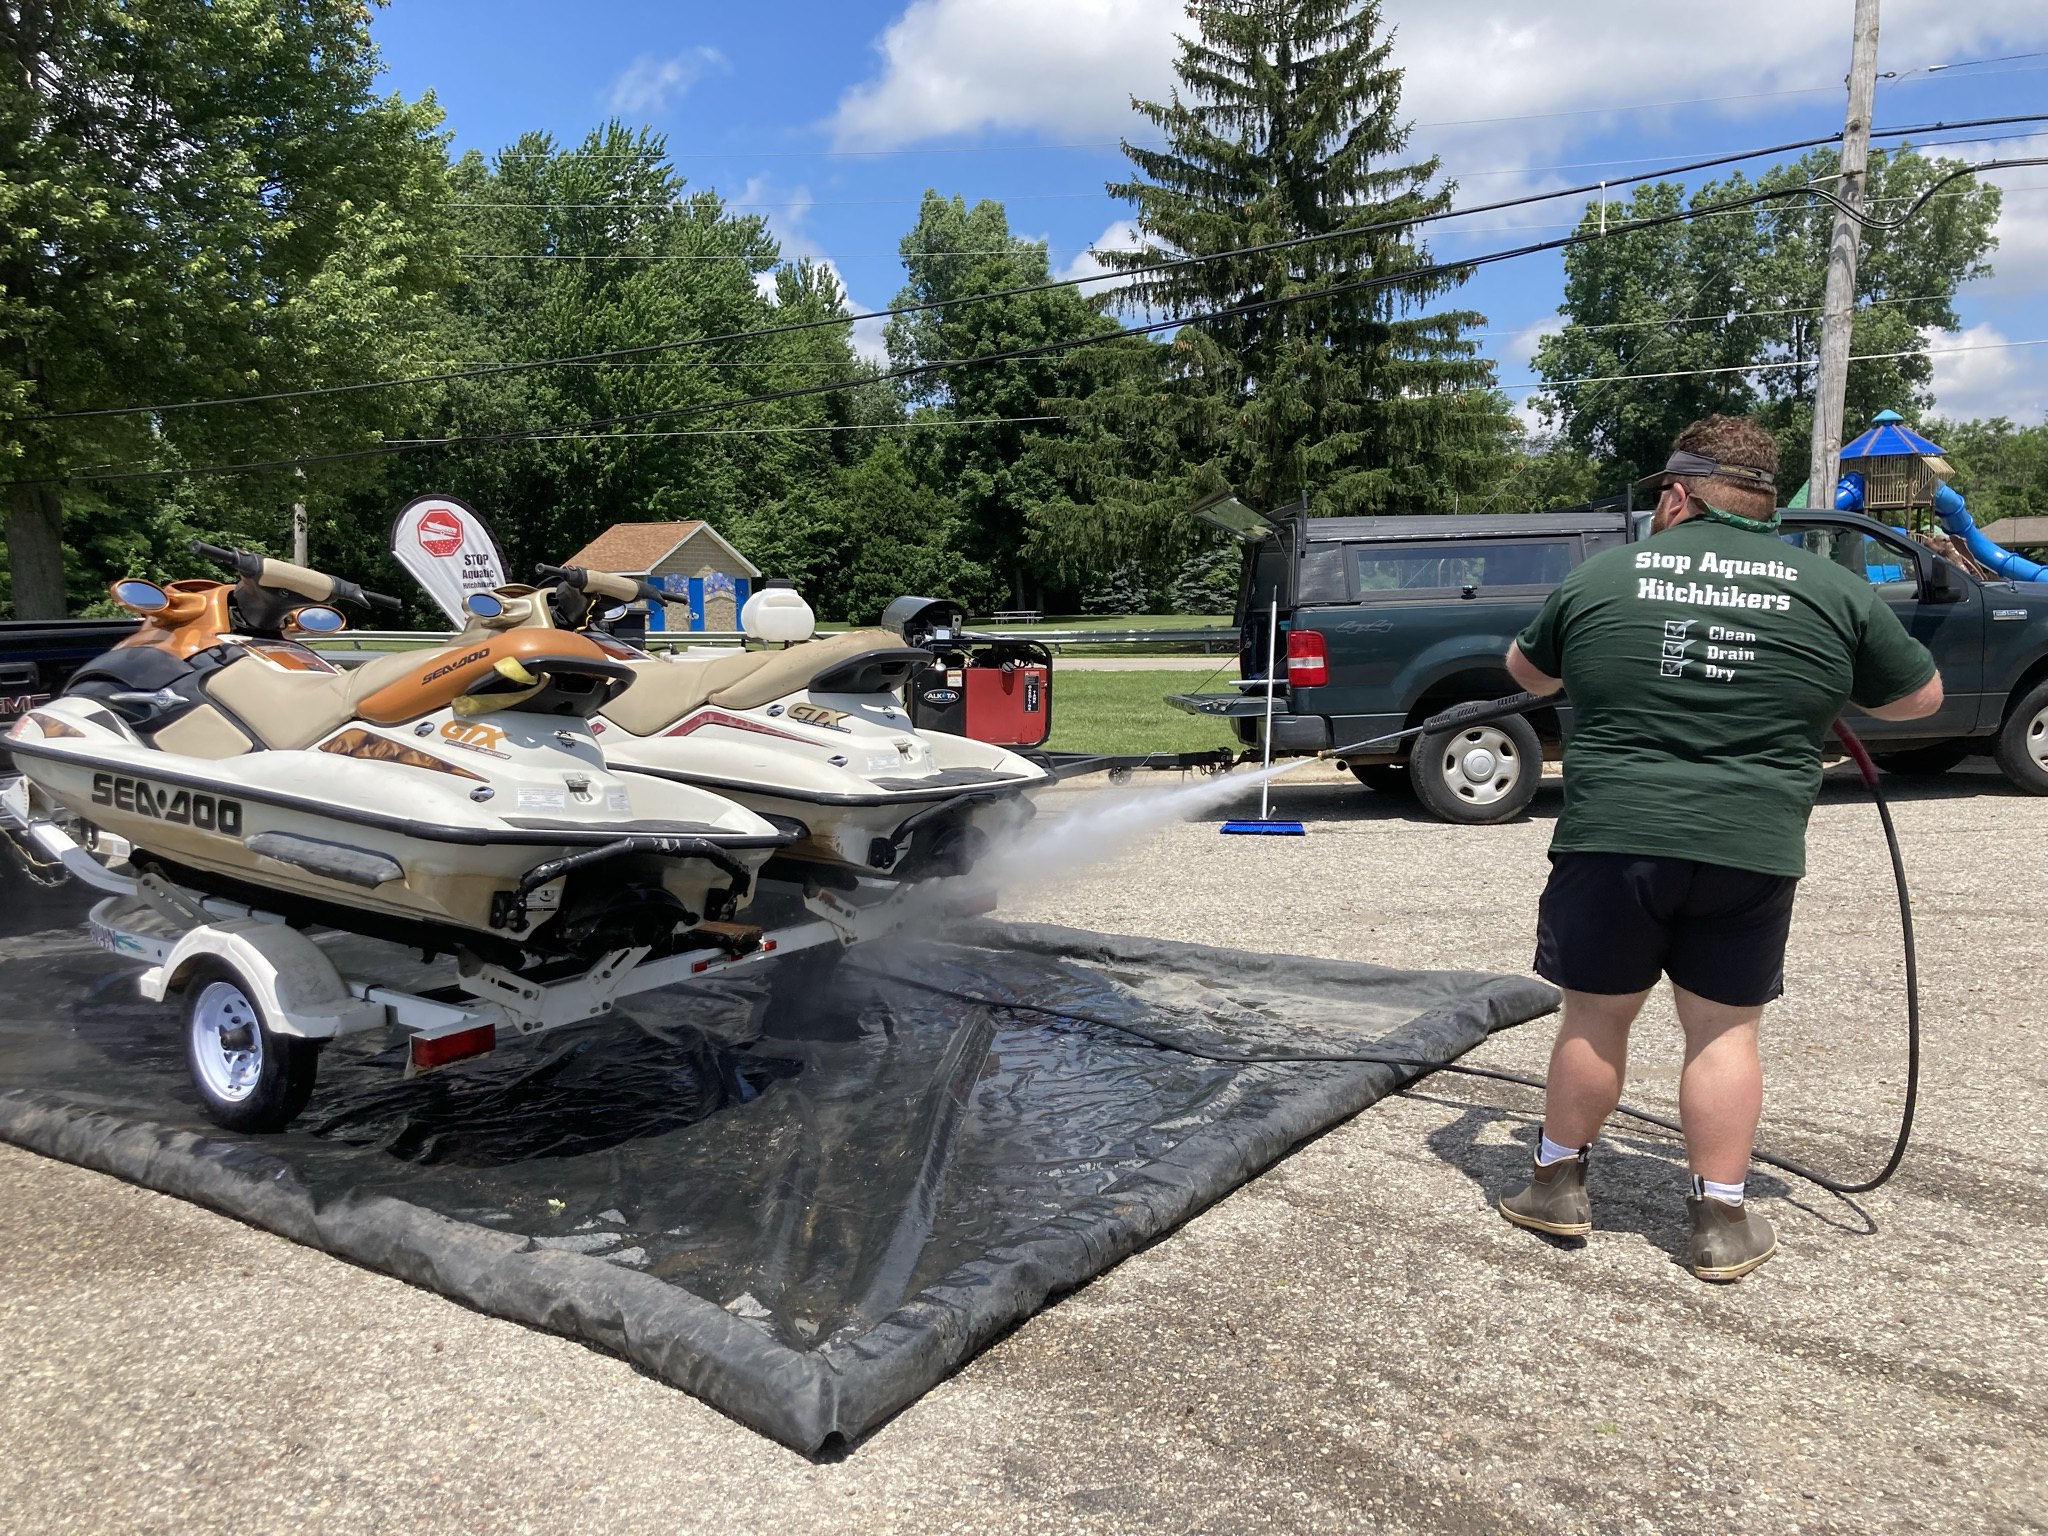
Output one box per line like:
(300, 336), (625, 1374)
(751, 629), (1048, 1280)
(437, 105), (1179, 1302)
(1496, 414), (1942, 1282)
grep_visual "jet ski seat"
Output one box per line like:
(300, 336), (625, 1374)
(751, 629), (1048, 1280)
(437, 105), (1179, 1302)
(603, 629), (925, 737)
(204, 649), (425, 750)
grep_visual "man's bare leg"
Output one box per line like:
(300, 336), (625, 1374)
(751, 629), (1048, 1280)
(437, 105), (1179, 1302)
(1540, 986), (1653, 1148)
(1671, 985), (1764, 1185)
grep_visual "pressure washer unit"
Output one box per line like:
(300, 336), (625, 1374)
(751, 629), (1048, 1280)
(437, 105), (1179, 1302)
(880, 596), (1053, 752)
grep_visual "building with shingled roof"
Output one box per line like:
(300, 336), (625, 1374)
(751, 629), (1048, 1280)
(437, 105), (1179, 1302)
(565, 520), (761, 632)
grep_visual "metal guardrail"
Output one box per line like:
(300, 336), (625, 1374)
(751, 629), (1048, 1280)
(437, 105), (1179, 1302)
(314, 625), (1242, 655)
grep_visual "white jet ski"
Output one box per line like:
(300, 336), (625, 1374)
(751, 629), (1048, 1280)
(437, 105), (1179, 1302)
(4, 543), (792, 963)
(531, 564), (1051, 887)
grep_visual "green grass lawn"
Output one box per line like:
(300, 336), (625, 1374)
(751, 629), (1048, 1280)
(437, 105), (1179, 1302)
(1043, 668), (1244, 757)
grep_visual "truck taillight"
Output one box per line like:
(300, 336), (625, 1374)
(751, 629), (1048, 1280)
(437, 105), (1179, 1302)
(1286, 629), (1328, 688)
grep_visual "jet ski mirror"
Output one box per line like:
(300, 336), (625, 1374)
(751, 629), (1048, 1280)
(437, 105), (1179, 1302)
(287, 604), (348, 635)
(112, 579), (170, 615)
(465, 592), (505, 619)
(598, 602), (629, 626)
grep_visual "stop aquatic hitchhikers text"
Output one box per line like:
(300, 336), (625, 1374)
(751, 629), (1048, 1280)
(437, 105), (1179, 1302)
(1634, 548), (1798, 613)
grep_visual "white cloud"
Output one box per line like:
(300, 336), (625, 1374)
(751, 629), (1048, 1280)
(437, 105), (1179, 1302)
(829, 0), (1182, 149)
(828, 0), (2048, 184)
(1927, 322), (2048, 423)
(1057, 218), (1144, 285)
(604, 46), (728, 117)
(1498, 319), (1558, 431)
(1974, 135), (2048, 296)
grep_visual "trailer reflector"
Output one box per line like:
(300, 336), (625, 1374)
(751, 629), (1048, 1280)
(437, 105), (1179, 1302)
(409, 1023), (496, 1072)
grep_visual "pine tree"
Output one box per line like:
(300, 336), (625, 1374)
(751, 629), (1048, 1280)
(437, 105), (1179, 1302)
(1098, 0), (1514, 519)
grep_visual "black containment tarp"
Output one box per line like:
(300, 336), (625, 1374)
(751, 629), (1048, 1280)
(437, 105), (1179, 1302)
(0, 872), (1556, 1453)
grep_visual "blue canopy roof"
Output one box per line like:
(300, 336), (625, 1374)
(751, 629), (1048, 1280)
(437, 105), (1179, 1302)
(1841, 415), (1945, 460)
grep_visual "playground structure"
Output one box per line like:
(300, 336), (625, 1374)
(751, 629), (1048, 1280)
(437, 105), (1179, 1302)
(1827, 410), (2047, 583)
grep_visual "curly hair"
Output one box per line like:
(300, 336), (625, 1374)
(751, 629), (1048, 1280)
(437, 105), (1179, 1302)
(1672, 415), (1780, 522)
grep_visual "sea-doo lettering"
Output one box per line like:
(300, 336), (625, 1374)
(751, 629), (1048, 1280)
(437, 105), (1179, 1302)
(421, 647), (490, 685)
(91, 773), (243, 835)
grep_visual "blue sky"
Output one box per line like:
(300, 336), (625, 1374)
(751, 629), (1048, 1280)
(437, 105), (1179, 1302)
(370, 0), (2048, 428)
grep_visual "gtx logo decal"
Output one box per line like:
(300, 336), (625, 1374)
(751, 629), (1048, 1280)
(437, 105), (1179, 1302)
(441, 719), (507, 754)
(91, 773), (243, 835)
(786, 703), (850, 732)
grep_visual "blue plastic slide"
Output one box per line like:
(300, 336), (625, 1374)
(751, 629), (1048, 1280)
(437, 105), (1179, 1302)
(1830, 472), (2047, 583)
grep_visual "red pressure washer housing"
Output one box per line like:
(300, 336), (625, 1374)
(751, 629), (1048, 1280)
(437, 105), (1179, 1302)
(880, 596), (1053, 751)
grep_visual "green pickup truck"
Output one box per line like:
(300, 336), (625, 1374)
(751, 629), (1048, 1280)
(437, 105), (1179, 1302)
(1169, 495), (2048, 823)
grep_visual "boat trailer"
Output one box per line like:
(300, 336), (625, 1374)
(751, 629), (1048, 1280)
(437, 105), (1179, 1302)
(4, 777), (949, 1133)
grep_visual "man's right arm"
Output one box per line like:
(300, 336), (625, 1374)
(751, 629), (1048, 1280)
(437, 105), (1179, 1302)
(1860, 670), (1943, 721)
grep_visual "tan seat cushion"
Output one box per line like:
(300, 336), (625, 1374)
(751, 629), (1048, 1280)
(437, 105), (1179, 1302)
(601, 631), (907, 736)
(205, 650), (421, 750)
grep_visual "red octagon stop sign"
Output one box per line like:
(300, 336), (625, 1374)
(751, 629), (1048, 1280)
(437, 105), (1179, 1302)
(416, 507), (465, 557)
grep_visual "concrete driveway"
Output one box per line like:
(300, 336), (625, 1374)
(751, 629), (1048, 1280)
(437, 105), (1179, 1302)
(1, 764), (2040, 1534)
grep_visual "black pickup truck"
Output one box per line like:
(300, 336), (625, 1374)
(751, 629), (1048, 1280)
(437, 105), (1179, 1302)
(1170, 495), (2048, 822)
(0, 619), (140, 769)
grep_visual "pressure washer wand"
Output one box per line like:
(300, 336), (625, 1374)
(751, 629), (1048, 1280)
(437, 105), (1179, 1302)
(1316, 690), (1553, 762)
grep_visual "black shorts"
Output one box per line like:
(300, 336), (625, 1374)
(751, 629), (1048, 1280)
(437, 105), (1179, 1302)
(1533, 852), (1798, 1008)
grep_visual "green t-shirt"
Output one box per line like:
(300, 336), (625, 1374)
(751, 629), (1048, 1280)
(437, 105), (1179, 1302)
(1515, 517), (1935, 877)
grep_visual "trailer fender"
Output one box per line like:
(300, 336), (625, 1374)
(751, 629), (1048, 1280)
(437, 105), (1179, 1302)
(140, 918), (384, 1040)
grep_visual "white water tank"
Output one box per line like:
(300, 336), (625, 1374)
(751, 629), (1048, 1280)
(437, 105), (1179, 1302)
(741, 580), (815, 644)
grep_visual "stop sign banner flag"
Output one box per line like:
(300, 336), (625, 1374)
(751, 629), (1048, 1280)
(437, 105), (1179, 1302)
(390, 494), (509, 624)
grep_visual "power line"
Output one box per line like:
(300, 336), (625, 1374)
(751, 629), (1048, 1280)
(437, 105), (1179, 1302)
(37, 112), (2048, 427)
(26, 154), (2037, 488)
(1502, 336), (2048, 393)
(386, 415), (1058, 446)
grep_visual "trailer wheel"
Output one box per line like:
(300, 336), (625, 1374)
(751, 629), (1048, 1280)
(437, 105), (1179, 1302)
(1995, 681), (2048, 795)
(1409, 713), (1541, 825)
(182, 961), (320, 1133)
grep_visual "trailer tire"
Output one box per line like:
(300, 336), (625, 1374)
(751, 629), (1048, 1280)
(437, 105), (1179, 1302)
(1348, 763), (1412, 795)
(181, 960), (321, 1133)
(1995, 680), (2048, 795)
(1409, 712), (1541, 825)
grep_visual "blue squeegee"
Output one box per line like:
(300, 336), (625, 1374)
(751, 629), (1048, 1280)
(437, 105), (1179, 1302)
(1221, 596), (1307, 837)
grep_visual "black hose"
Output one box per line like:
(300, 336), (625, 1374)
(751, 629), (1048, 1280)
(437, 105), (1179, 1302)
(857, 743), (1920, 1199)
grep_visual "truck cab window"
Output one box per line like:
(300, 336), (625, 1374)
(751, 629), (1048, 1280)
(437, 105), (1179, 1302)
(1781, 524), (1921, 600)
(1348, 539), (1574, 597)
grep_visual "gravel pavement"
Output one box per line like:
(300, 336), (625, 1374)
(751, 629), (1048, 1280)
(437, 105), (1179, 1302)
(1, 761), (2042, 1534)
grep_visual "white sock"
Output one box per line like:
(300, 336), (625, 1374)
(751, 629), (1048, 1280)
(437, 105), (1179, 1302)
(1692, 1174), (1745, 1206)
(1536, 1132), (1583, 1166)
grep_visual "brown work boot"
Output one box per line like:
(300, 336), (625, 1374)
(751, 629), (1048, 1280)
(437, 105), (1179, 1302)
(1687, 1195), (1778, 1282)
(1498, 1147), (1592, 1237)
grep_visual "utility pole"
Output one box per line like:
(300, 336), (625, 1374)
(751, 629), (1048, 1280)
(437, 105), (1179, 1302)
(291, 466), (308, 566)
(1808, 0), (1881, 507)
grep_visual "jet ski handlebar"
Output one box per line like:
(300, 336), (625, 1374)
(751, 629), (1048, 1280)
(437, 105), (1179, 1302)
(535, 563), (664, 607)
(189, 539), (404, 613)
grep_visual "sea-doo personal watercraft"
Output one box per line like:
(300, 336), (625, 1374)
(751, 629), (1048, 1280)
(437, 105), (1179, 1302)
(5, 544), (791, 962)
(531, 564), (1051, 885)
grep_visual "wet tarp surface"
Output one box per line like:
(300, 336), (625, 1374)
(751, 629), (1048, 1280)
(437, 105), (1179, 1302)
(0, 870), (1555, 1453)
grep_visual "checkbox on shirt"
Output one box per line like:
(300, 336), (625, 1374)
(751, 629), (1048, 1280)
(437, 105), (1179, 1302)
(1662, 639), (1690, 659)
(1663, 619), (1694, 639)
(1660, 658), (1686, 677)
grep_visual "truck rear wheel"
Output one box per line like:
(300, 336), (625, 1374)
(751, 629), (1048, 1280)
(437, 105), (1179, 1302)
(182, 960), (321, 1133)
(1995, 681), (2048, 795)
(1409, 713), (1541, 824)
